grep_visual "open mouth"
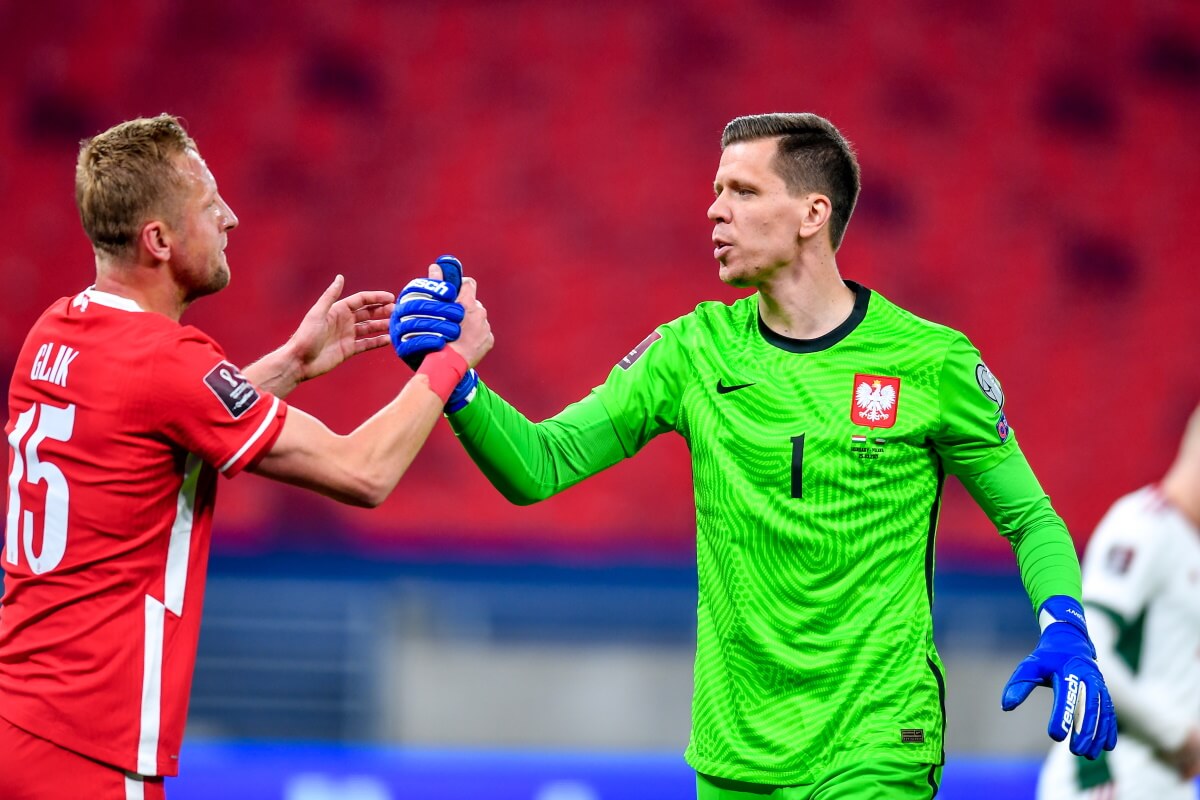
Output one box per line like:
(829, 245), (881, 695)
(713, 238), (732, 259)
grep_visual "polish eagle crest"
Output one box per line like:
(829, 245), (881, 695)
(855, 379), (896, 423)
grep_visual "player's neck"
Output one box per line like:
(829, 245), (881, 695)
(93, 255), (188, 322)
(756, 258), (855, 340)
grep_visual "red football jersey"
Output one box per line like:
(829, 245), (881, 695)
(0, 288), (287, 776)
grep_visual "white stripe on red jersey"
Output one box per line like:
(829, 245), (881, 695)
(1, 288), (287, 776)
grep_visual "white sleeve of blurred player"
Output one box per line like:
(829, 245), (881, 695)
(1085, 610), (1191, 751)
(1082, 488), (1194, 752)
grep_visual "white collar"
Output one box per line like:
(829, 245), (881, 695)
(72, 287), (146, 313)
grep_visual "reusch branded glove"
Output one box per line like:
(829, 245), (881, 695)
(388, 255), (479, 412)
(1001, 595), (1118, 759)
(389, 276), (463, 370)
(444, 368), (478, 413)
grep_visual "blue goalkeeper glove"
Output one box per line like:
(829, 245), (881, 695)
(1001, 595), (1118, 759)
(444, 366), (478, 413)
(390, 276), (463, 369)
(389, 255), (478, 412)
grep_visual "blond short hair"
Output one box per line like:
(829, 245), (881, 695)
(75, 114), (197, 256)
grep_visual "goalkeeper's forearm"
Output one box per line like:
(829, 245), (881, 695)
(447, 380), (627, 505)
(958, 448), (1083, 610)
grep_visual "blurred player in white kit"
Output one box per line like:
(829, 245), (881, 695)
(1039, 401), (1200, 800)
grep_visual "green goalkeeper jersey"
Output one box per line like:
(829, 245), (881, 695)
(449, 282), (1082, 783)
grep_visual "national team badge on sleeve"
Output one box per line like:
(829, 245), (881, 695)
(851, 374), (901, 429)
(203, 360), (260, 419)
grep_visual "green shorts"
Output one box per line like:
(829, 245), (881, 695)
(696, 759), (942, 800)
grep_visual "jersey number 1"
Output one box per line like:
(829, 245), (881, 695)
(790, 434), (804, 499)
(6, 403), (75, 573)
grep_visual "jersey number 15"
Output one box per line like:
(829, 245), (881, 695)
(6, 403), (75, 574)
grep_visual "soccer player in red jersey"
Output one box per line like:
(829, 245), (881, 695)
(0, 114), (492, 800)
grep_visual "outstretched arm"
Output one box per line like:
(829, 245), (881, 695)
(389, 257), (681, 504)
(248, 277), (491, 506)
(243, 274), (395, 399)
(448, 382), (628, 505)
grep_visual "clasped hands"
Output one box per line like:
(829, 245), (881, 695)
(389, 255), (481, 412)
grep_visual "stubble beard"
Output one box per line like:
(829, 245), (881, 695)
(718, 258), (756, 289)
(185, 257), (231, 303)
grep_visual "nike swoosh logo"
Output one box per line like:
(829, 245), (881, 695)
(716, 380), (755, 394)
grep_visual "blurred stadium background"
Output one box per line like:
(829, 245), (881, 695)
(2, 0), (1198, 797)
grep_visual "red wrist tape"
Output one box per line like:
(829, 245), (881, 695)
(416, 348), (468, 404)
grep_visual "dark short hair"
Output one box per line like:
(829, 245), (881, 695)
(721, 113), (861, 250)
(75, 114), (197, 257)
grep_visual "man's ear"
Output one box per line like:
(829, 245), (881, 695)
(797, 193), (832, 241)
(140, 220), (171, 262)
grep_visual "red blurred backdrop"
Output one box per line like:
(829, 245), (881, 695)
(1, 0), (1197, 566)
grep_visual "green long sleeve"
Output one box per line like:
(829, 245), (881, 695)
(447, 380), (629, 505)
(958, 448), (1083, 613)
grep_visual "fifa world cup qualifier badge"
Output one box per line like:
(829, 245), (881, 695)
(203, 360), (260, 419)
(851, 373), (900, 429)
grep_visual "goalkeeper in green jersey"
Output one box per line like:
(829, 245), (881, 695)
(389, 113), (1118, 798)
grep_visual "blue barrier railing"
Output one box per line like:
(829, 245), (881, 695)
(170, 742), (1043, 799)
